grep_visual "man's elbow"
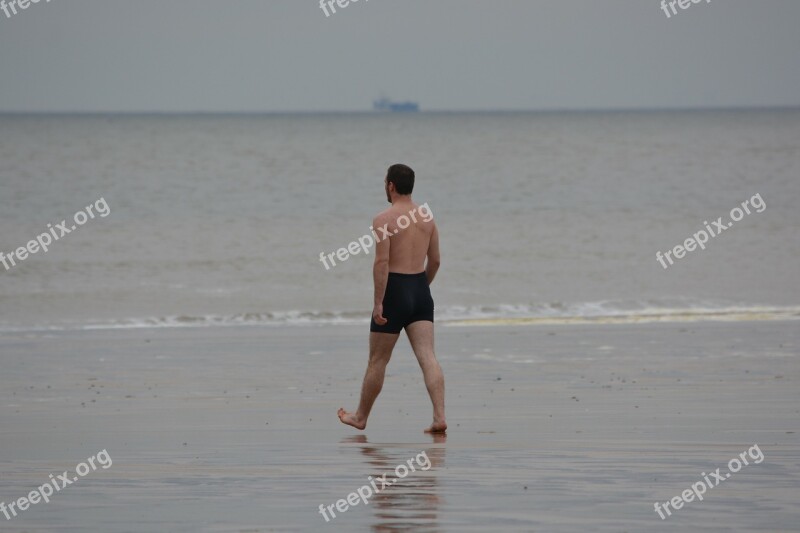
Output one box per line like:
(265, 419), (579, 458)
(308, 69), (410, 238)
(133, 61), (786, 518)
(428, 257), (441, 268)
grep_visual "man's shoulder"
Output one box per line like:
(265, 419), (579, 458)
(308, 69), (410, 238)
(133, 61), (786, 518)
(372, 208), (395, 223)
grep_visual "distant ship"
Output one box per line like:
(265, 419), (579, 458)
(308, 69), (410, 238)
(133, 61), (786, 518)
(373, 97), (419, 112)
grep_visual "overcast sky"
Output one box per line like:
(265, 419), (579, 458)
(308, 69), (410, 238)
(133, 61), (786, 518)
(0, 0), (798, 112)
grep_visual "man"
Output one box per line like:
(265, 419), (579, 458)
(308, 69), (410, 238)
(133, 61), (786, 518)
(338, 164), (446, 433)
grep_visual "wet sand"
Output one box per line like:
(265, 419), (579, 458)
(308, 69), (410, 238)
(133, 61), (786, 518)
(0, 321), (798, 532)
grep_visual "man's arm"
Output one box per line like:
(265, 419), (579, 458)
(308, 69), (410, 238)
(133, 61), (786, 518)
(425, 223), (440, 285)
(372, 216), (391, 325)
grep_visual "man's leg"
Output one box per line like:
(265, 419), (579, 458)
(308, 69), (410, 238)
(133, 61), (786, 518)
(338, 332), (399, 430)
(405, 321), (446, 433)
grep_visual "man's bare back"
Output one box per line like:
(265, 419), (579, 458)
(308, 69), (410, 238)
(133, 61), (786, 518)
(372, 201), (438, 274)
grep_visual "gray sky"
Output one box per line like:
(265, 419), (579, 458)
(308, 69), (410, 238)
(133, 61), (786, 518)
(1, 0), (799, 112)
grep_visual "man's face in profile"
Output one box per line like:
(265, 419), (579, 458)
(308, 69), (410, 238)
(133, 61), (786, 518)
(385, 176), (391, 203)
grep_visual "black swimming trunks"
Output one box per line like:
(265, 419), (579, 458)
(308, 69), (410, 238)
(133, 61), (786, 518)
(370, 272), (434, 334)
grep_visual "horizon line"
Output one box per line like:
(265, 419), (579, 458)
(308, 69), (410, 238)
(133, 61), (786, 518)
(1, 104), (799, 116)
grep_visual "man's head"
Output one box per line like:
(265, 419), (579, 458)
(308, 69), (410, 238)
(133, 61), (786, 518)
(385, 164), (415, 203)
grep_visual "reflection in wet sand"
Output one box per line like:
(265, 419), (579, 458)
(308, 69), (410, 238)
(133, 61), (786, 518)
(341, 434), (447, 532)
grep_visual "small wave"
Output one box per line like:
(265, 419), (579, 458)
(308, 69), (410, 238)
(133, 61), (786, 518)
(446, 306), (800, 326)
(1, 302), (798, 332)
(80, 310), (370, 330)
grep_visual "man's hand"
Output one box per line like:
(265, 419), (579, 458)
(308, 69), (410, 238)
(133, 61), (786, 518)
(372, 303), (387, 325)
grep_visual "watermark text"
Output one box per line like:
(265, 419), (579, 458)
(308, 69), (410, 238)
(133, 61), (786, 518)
(654, 444), (764, 519)
(1, 197), (110, 272)
(1, 449), (112, 521)
(656, 193), (765, 269)
(318, 451), (431, 522)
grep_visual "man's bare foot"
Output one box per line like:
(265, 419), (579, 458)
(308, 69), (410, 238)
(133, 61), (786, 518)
(338, 408), (366, 430)
(424, 420), (447, 433)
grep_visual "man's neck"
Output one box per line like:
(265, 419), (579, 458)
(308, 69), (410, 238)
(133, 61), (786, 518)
(391, 195), (413, 206)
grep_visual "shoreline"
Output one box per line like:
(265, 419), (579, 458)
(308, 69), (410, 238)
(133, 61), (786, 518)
(1, 303), (798, 335)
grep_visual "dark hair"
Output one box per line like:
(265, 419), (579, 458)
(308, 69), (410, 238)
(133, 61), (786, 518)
(386, 164), (415, 195)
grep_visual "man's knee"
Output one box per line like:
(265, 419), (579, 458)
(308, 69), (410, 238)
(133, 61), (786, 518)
(368, 348), (392, 366)
(416, 353), (439, 370)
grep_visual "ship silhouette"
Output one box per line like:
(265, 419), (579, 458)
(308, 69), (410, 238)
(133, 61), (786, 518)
(373, 97), (419, 112)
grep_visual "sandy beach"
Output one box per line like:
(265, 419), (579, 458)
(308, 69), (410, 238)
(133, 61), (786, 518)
(1, 320), (798, 532)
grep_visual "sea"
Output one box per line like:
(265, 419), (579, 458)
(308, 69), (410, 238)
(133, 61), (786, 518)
(1, 109), (798, 332)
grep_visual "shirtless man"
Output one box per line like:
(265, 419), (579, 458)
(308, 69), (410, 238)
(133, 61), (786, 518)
(338, 164), (446, 433)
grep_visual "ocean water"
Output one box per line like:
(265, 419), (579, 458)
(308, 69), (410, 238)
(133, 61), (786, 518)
(0, 110), (798, 331)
